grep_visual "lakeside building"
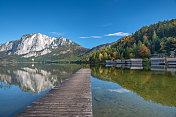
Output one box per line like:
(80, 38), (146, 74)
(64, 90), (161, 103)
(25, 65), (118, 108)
(115, 59), (143, 65)
(115, 60), (124, 64)
(166, 58), (176, 65)
(130, 59), (143, 65)
(151, 58), (165, 65)
(115, 60), (126, 64)
(151, 53), (167, 58)
(106, 60), (116, 65)
(125, 59), (131, 64)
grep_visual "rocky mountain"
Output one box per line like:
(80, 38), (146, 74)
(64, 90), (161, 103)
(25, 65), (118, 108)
(0, 33), (88, 61)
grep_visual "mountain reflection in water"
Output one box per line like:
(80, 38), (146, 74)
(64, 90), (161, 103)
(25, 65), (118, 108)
(0, 64), (82, 117)
(0, 64), (82, 93)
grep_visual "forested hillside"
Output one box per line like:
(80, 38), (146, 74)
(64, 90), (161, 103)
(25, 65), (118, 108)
(86, 19), (176, 63)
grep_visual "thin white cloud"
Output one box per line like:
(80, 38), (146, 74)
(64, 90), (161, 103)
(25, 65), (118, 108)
(49, 32), (63, 36)
(80, 32), (129, 39)
(108, 88), (130, 93)
(91, 36), (101, 38)
(105, 32), (130, 36)
(80, 37), (90, 38)
(80, 36), (102, 39)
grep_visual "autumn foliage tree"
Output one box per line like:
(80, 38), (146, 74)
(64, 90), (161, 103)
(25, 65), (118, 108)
(87, 19), (176, 63)
(99, 53), (103, 61)
(138, 46), (151, 58)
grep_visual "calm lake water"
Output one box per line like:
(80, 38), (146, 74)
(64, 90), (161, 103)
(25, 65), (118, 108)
(0, 64), (176, 117)
(0, 64), (82, 117)
(91, 65), (176, 117)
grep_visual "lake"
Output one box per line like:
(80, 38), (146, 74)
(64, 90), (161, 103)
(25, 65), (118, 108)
(0, 64), (176, 117)
(0, 64), (82, 117)
(91, 65), (176, 117)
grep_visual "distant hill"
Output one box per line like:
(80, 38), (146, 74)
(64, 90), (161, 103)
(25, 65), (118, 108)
(86, 43), (113, 54)
(86, 19), (176, 63)
(0, 33), (88, 62)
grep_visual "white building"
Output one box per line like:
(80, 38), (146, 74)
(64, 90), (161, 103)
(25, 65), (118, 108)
(151, 58), (165, 65)
(167, 58), (176, 65)
(130, 59), (143, 65)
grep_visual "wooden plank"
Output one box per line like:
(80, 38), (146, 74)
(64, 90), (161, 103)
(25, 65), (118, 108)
(15, 68), (92, 117)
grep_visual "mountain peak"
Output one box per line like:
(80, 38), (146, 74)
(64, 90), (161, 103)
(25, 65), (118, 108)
(0, 33), (75, 58)
(22, 33), (50, 40)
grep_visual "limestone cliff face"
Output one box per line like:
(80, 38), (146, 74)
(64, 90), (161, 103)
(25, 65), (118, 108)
(0, 33), (74, 58)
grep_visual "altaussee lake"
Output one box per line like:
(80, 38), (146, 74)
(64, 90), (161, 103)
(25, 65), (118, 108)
(0, 63), (176, 117)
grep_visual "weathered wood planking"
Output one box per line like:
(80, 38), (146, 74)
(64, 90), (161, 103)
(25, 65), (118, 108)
(15, 68), (92, 117)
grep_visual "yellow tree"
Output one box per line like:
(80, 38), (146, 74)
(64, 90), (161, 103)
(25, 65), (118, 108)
(108, 54), (111, 59)
(99, 53), (104, 61)
(113, 52), (117, 59)
(129, 53), (134, 58)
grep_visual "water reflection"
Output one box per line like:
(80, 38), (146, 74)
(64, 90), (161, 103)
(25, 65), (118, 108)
(0, 64), (81, 93)
(91, 65), (176, 117)
(151, 65), (165, 72)
(0, 64), (82, 117)
(0, 67), (58, 92)
(167, 65), (176, 72)
(91, 65), (176, 107)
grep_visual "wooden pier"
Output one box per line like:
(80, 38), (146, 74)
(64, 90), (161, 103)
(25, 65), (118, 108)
(15, 68), (92, 117)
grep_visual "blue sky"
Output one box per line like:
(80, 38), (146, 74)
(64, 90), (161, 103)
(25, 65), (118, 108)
(0, 0), (176, 48)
